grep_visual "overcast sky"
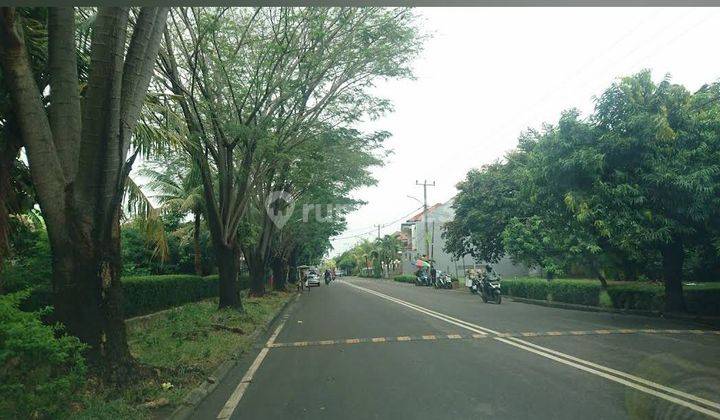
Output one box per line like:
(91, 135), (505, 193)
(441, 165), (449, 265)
(329, 7), (720, 256)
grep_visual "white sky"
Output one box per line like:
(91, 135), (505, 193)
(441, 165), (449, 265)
(329, 7), (720, 256)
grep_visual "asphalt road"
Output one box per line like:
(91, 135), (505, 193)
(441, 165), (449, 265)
(191, 277), (720, 420)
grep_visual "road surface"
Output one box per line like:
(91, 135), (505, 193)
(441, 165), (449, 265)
(191, 277), (720, 419)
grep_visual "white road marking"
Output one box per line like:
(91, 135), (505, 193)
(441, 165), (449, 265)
(217, 320), (287, 419)
(340, 279), (720, 418)
(496, 337), (720, 419)
(341, 280), (500, 335)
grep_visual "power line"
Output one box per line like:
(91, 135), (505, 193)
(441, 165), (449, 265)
(331, 205), (424, 241)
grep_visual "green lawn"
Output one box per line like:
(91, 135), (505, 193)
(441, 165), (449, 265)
(73, 291), (292, 419)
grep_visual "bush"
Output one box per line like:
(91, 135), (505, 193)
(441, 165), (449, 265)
(549, 280), (601, 306)
(0, 291), (86, 419)
(606, 283), (663, 311)
(394, 275), (415, 283)
(123, 274), (250, 318)
(684, 285), (720, 315)
(502, 278), (549, 300)
(21, 274), (252, 318)
(503, 277), (720, 316)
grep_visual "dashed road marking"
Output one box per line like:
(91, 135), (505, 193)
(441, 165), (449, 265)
(268, 328), (720, 348)
(337, 280), (720, 418)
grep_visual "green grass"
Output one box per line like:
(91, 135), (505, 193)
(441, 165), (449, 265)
(73, 291), (292, 419)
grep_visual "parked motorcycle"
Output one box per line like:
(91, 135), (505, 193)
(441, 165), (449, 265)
(434, 271), (453, 289)
(469, 277), (481, 294)
(415, 271), (430, 286)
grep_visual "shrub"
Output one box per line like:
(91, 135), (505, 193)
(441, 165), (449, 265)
(549, 280), (601, 306)
(19, 274), (252, 318)
(0, 291), (86, 419)
(123, 274), (250, 318)
(606, 283), (664, 311)
(502, 278), (549, 300)
(122, 275), (218, 318)
(680, 284), (720, 316)
(394, 275), (415, 283)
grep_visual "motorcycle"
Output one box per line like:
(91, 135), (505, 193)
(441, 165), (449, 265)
(415, 272), (430, 286)
(469, 277), (481, 294)
(479, 274), (502, 304)
(434, 272), (453, 289)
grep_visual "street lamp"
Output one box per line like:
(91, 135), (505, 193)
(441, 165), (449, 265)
(407, 195), (422, 205)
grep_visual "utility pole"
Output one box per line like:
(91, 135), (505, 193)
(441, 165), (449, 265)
(374, 224), (382, 239)
(415, 180), (435, 259)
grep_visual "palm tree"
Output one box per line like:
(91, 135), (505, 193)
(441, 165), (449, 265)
(139, 154), (205, 275)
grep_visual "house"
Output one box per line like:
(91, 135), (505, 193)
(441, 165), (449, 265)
(400, 197), (531, 278)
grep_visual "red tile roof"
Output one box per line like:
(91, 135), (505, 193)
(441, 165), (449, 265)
(407, 203), (442, 222)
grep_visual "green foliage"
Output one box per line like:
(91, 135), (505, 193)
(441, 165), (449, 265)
(0, 291), (86, 419)
(503, 277), (720, 315)
(548, 279), (601, 306)
(122, 274), (250, 318)
(605, 283), (664, 311)
(501, 278), (549, 300)
(394, 275), (416, 283)
(448, 71), (720, 311)
(1, 229), (52, 293)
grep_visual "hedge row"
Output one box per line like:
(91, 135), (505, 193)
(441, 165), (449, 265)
(501, 278), (720, 315)
(21, 274), (251, 318)
(394, 275), (416, 283)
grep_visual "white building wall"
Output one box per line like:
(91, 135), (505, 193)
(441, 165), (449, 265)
(402, 198), (531, 279)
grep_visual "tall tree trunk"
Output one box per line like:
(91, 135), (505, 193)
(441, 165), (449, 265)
(271, 256), (287, 291)
(661, 237), (686, 313)
(0, 132), (21, 273)
(245, 251), (266, 296)
(217, 241), (241, 309)
(0, 7), (168, 382)
(193, 210), (202, 276)
(288, 249), (298, 284)
(51, 208), (133, 380)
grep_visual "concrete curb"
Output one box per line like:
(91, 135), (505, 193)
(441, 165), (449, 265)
(168, 293), (298, 420)
(509, 296), (720, 326)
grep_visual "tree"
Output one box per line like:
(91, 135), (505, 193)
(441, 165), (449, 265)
(140, 153), (205, 275)
(159, 7), (422, 307)
(442, 148), (529, 265)
(243, 126), (385, 294)
(0, 7), (168, 379)
(587, 72), (720, 311)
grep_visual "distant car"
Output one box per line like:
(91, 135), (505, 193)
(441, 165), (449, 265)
(307, 272), (321, 287)
(336, 270), (344, 277)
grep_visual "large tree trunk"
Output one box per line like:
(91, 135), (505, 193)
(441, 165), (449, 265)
(661, 237), (686, 313)
(0, 7), (168, 382)
(193, 210), (202, 276)
(217, 242), (241, 309)
(245, 251), (267, 297)
(271, 256), (287, 291)
(0, 131), (21, 273)
(50, 208), (133, 381)
(288, 249), (298, 284)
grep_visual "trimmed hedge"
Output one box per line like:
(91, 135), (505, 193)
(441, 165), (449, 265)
(21, 274), (251, 318)
(501, 278), (548, 300)
(394, 275), (416, 284)
(549, 280), (601, 307)
(502, 277), (720, 315)
(124, 275), (216, 318)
